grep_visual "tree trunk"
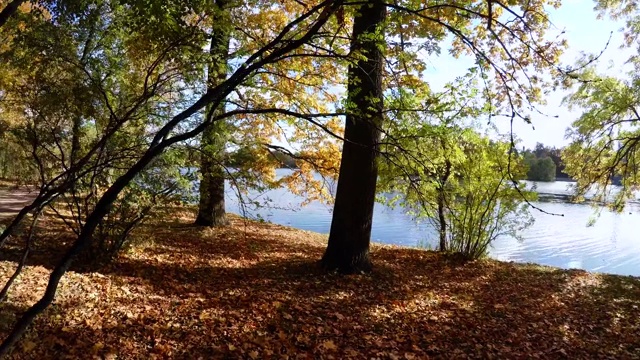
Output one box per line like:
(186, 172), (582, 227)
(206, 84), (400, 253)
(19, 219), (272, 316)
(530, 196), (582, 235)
(70, 116), (82, 167)
(321, 1), (386, 274)
(195, 0), (231, 227)
(195, 120), (228, 226)
(437, 160), (451, 251)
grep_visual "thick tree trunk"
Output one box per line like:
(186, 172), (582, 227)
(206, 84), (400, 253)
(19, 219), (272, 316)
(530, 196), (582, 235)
(195, 0), (231, 227)
(321, 1), (386, 274)
(195, 120), (228, 226)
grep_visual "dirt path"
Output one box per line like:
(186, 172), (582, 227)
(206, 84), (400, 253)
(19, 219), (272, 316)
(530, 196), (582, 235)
(0, 187), (36, 222)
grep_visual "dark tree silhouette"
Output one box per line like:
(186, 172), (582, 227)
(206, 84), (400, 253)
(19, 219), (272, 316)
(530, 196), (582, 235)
(322, 1), (386, 273)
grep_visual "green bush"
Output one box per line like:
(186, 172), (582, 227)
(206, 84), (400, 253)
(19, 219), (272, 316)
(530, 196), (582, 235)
(379, 126), (536, 260)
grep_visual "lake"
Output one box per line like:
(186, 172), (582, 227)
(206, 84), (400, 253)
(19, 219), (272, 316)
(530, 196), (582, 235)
(223, 170), (640, 277)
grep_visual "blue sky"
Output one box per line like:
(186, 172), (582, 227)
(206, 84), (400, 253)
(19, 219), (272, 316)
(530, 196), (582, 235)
(424, 0), (632, 149)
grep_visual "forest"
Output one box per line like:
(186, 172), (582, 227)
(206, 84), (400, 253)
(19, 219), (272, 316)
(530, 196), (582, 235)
(1, 0), (640, 358)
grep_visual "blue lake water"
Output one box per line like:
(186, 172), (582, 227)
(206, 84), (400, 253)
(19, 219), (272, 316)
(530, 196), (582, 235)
(224, 170), (640, 277)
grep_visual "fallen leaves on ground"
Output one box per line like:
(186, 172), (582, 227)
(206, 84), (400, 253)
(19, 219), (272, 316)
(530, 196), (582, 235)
(0, 211), (639, 359)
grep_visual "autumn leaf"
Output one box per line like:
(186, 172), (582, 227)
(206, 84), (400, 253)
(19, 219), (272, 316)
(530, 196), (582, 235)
(322, 340), (338, 351)
(21, 340), (36, 352)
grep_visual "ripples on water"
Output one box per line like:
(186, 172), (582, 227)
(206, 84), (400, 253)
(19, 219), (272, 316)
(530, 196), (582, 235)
(224, 173), (640, 277)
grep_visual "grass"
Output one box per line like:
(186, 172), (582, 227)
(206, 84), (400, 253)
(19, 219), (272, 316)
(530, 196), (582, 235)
(0, 210), (638, 359)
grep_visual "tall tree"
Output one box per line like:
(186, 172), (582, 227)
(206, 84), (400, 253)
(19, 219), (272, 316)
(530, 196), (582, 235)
(195, 0), (231, 226)
(323, 0), (567, 271)
(321, 0), (386, 273)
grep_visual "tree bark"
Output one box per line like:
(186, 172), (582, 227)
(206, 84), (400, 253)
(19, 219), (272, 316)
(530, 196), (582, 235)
(437, 160), (451, 251)
(321, 1), (386, 274)
(195, 0), (231, 227)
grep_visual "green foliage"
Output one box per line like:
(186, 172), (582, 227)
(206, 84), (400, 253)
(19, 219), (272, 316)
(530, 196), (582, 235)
(563, 67), (640, 211)
(521, 143), (568, 179)
(381, 126), (535, 260)
(442, 137), (535, 259)
(525, 155), (557, 182)
(0, 0), (204, 267)
(0, 130), (33, 181)
(378, 71), (535, 260)
(561, 1), (640, 212)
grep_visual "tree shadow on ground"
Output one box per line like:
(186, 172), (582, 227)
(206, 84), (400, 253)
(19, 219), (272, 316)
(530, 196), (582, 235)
(1, 215), (639, 358)
(0, 219), (71, 270)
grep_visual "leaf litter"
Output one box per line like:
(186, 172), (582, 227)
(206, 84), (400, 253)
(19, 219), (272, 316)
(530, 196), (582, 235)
(0, 212), (639, 359)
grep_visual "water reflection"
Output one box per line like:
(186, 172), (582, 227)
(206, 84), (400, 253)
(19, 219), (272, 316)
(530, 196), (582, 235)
(224, 173), (640, 277)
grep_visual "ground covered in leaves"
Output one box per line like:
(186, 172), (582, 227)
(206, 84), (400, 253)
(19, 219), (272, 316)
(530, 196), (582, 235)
(0, 211), (639, 359)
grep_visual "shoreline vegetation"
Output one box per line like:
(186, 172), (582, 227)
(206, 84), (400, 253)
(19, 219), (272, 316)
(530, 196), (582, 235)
(0, 209), (638, 358)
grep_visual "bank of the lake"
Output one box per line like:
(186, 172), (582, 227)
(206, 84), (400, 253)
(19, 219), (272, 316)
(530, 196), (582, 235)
(1, 211), (639, 359)
(225, 173), (640, 277)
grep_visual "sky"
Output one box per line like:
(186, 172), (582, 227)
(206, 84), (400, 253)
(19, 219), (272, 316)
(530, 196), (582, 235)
(423, 0), (633, 150)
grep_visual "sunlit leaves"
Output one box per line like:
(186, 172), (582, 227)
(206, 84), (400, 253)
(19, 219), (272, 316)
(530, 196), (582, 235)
(3, 211), (638, 357)
(382, 0), (566, 118)
(563, 66), (640, 211)
(378, 71), (534, 258)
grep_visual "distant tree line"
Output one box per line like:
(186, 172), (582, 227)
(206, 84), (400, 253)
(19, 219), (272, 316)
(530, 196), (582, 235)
(522, 143), (570, 182)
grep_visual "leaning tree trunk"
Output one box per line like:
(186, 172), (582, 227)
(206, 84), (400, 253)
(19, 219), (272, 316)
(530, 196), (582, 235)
(195, 0), (231, 227)
(321, 1), (386, 274)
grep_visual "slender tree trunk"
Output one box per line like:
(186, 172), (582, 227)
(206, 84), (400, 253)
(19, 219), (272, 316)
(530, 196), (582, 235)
(195, 0), (231, 227)
(437, 160), (451, 251)
(0, 210), (39, 302)
(70, 117), (82, 167)
(321, 1), (386, 274)
(437, 195), (447, 251)
(0, 146), (158, 357)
